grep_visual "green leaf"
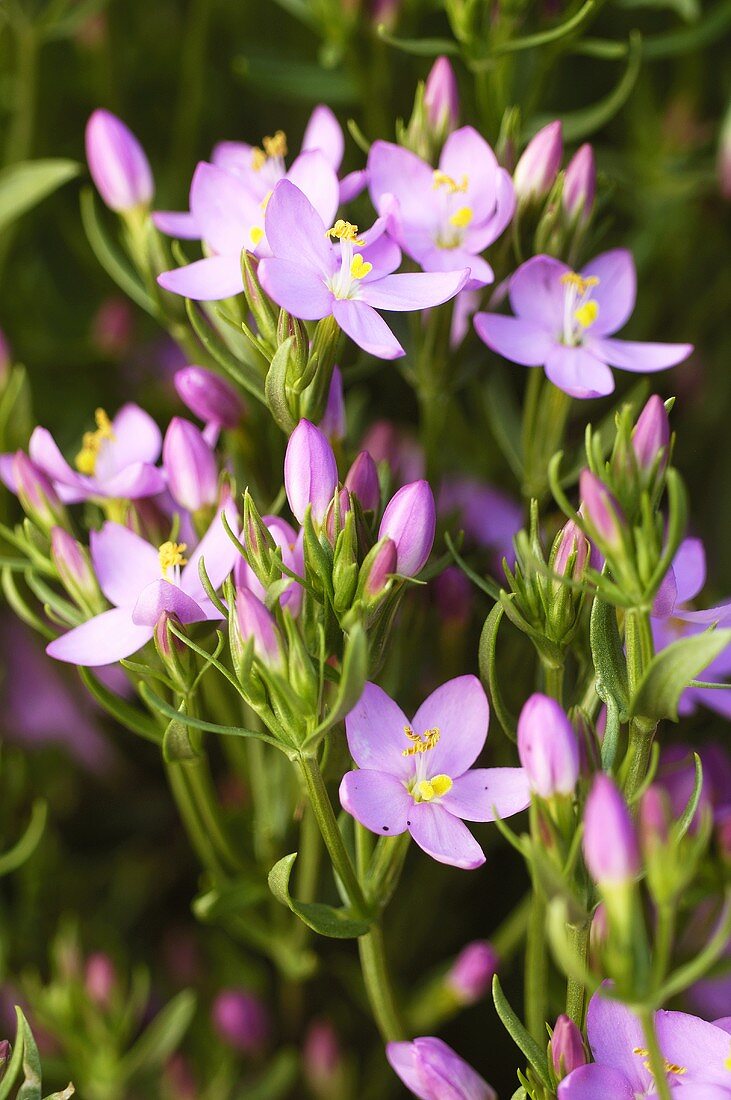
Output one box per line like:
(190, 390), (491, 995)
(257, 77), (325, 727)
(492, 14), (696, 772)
(631, 628), (731, 723)
(0, 160), (79, 234)
(376, 25), (459, 56)
(471, 0), (596, 62)
(0, 799), (47, 877)
(268, 853), (372, 938)
(139, 683), (286, 751)
(643, 0), (731, 58)
(478, 603), (518, 740)
(78, 667), (162, 743)
(590, 595), (630, 726)
(120, 991), (196, 1078)
(676, 754), (703, 839)
(16, 1009), (43, 1100)
(185, 300), (266, 403)
(492, 976), (552, 1089)
(162, 705), (203, 764)
(265, 338), (298, 433)
(193, 880), (268, 923)
(308, 624), (367, 743)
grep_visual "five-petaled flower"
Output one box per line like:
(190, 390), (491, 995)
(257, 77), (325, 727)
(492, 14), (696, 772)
(474, 250), (693, 399)
(339, 676), (530, 869)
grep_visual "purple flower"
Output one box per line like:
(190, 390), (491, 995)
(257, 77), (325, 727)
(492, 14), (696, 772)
(344, 451), (380, 512)
(447, 941), (499, 1004)
(559, 986), (731, 1098)
(234, 588), (284, 669)
(632, 394), (670, 471)
(563, 144), (596, 225)
(46, 505), (238, 666)
(284, 419), (338, 526)
(378, 480), (436, 577)
(85, 109), (154, 212)
(387, 1037), (496, 1100)
(235, 514), (304, 615)
(360, 537), (398, 600)
(163, 417), (219, 513)
(474, 250), (693, 398)
(517, 693), (580, 798)
(513, 121), (563, 202)
(367, 127), (515, 288)
(174, 366), (244, 431)
(258, 181), (469, 359)
(424, 56), (459, 134)
(212, 989), (270, 1055)
(551, 1014), (587, 1080)
(339, 676), (529, 869)
(8, 404), (165, 504)
(583, 775), (640, 885)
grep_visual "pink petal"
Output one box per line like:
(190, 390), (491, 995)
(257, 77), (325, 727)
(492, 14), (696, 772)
(211, 140), (254, 175)
(509, 254), (569, 326)
(344, 681), (413, 781)
(182, 502), (240, 595)
(339, 770), (410, 835)
(286, 150), (340, 229)
(439, 126), (499, 222)
(558, 1065), (634, 1099)
(47, 608), (153, 666)
(367, 141), (435, 227)
(468, 167), (515, 250)
(29, 427), (87, 491)
(544, 345), (615, 399)
(331, 299), (404, 359)
(360, 269), (468, 312)
(673, 537), (706, 604)
(441, 767), (530, 822)
(189, 161), (257, 255)
(152, 210), (201, 239)
(654, 1010), (731, 1086)
(587, 336), (693, 373)
(264, 179), (333, 276)
(410, 675), (489, 778)
(473, 313), (553, 367)
(586, 991), (649, 1092)
(301, 105), (344, 171)
(131, 579), (207, 627)
(106, 403), (162, 468)
(257, 258), (332, 321)
(90, 522), (160, 607)
(408, 803), (485, 869)
(99, 463), (165, 500)
(339, 169), (368, 203)
(158, 255), (244, 301)
(359, 234), (401, 280)
(581, 249), (636, 336)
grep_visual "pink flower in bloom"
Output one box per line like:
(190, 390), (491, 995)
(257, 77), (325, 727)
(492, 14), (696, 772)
(339, 676), (529, 869)
(367, 127), (515, 288)
(474, 250), (693, 398)
(559, 986), (731, 1098)
(387, 1037), (496, 1100)
(1, 404), (164, 503)
(46, 505), (238, 666)
(258, 181), (469, 359)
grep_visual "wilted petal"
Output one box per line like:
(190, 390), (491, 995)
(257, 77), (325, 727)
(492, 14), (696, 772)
(441, 768), (530, 822)
(588, 337), (693, 373)
(47, 608), (153, 666)
(344, 682), (413, 781)
(411, 676), (489, 778)
(473, 313), (553, 366)
(545, 345), (615, 399)
(408, 803), (485, 869)
(339, 770), (410, 835)
(331, 299), (404, 359)
(158, 255), (244, 301)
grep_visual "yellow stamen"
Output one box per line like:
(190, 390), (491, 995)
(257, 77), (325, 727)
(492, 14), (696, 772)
(263, 130), (287, 159)
(325, 219), (364, 245)
(260, 190), (272, 212)
(350, 254), (372, 280)
(433, 170), (468, 194)
(402, 726), (440, 756)
(574, 300), (599, 329)
(158, 541), (188, 577)
(415, 774), (453, 802)
(633, 1049), (649, 1057)
(74, 408), (115, 475)
(560, 272), (600, 294)
(449, 206), (473, 229)
(251, 147), (267, 171)
(250, 226), (264, 246)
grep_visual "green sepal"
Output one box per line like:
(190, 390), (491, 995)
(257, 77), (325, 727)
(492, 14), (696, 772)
(590, 595), (630, 723)
(162, 703), (203, 764)
(268, 853), (372, 938)
(265, 338), (298, 432)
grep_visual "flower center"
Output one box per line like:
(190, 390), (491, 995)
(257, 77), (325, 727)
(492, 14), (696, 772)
(433, 170), (468, 194)
(326, 219), (364, 245)
(158, 541), (188, 579)
(560, 272), (600, 346)
(326, 222), (369, 300)
(632, 1047), (687, 1081)
(75, 408), (115, 475)
(400, 725), (453, 802)
(251, 130), (287, 170)
(414, 775), (453, 802)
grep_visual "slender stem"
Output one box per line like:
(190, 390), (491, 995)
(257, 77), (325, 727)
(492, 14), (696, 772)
(544, 662), (565, 705)
(166, 763), (227, 880)
(651, 904), (676, 990)
(358, 923), (406, 1042)
(623, 608), (658, 800)
(183, 756), (246, 875)
(565, 921), (590, 1025)
(638, 1008), (672, 1100)
(525, 886), (548, 1042)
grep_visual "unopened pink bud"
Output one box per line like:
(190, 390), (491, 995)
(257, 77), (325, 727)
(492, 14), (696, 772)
(639, 784), (671, 854)
(174, 366), (244, 430)
(163, 417), (218, 513)
(51, 527), (99, 605)
(424, 57), (459, 135)
(303, 1020), (343, 1095)
(285, 419), (338, 526)
(583, 775), (639, 885)
(518, 694), (580, 798)
(550, 1014), (587, 1080)
(91, 297), (134, 356)
(579, 470), (625, 551)
(563, 144), (596, 224)
(513, 121), (563, 202)
(632, 395), (670, 472)
(212, 989), (270, 1055)
(448, 941), (499, 1004)
(362, 537), (397, 600)
(85, 952), (116, 1008)
(344, 451), (380, 512)
(552, 520), (589, 580)
(235, 588), (283, 669)
(12, 451), (67, 532)
(85, 109), (153, 212)
(378, 480), (436, 577)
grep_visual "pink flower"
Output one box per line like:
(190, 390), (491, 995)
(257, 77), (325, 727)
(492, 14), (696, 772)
(387, 1037), (496, 1100)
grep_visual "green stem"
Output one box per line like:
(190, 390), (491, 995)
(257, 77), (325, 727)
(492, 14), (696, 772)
(638, 1008), (672, 1100)
(651, 904), (675, 990)
(525, 887), (548, 1043)
(544, 662), (565, 705)
(183, 755), (245, 875)
(166, 763), (227, 880)
(623, 608), (658, 800)
(358, 923), (406, 1042)
(565, 921), (590, 1025)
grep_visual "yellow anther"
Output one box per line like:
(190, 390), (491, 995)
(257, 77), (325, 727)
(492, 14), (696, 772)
(665, 1063), (686, 1076)
(560, 272), (600, 294)
(633, 1049), (649, 1057)
(263, 130), (287, 159)
(574, 300), (599, 329)
(350, 254), (372, 280)
(402, 726), (441, 756)
(251, 148), (266, 171)
(158, 541), (188, 577)
(433, 170), (468, 194)
(449, 206), (473, 229)
(74, 408), (115, 475)
(326, 219), (364, 245)
(250, 226), (264, 246)
(415, 774), (453, 802)
(260, 190), (272, 212)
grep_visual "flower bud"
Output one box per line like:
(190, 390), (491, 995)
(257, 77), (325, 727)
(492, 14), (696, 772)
(174, 366), (243, 430)
(154, 611), (193, 686)
(583, 775), (639, 885)
(319, 367), (346, 443)
(235, 588), (283, 670)
(378, 480), (436, 577)
(51, 527), (101, 609)
(562, 144), (596, 225)
(91, 297), (134, 356)
(285, 419), (338, 526)
(85, 109), (153, 212)
(513, 121), (563, 202)
(212, 989), (270, 1055)
(552, 520), (589, 581)
(447, 941), (499, 1005)
(631, 395), (670, 473)
(550, 1014), (587, 1080)
(358, 537), (398, 603)
(12, 451), (68, 532)
(517, 694), (580, 798)
(163, 417), (218, 514)
(424, 57), (459, 136)
(277, 310), (309, 381)
(325, 487), (353, 545)
(344, 451), (380, 513)
(387, 1038), (496, 1100)
(85, 952), (116, 1009)
(579, 470), (625, 552)
(303, 1020), (344, 1098)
